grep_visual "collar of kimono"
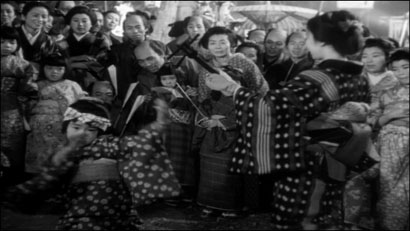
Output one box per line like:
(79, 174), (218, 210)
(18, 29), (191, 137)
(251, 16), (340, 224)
(63, 107), (111, 131)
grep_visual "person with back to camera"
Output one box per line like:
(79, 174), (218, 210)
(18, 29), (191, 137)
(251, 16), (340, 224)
(205, 11), (377, 229)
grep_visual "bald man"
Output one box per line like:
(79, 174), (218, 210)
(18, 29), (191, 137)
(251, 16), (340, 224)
(263, 28), (289, 73)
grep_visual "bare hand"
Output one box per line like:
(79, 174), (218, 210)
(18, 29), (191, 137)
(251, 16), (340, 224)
(185, 86), (198, 97)
(205, 70), (240, 96)
(144, 94), (152, 103)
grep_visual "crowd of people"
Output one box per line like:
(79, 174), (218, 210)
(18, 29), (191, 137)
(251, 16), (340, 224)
(1, 1), (409, 230)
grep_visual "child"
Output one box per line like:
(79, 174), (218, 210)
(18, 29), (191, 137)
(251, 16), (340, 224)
(25, 53), (86, 174)
(151, 63), (197, 205)
(5, 97), (180, 230)
(1, 26), (37, 186)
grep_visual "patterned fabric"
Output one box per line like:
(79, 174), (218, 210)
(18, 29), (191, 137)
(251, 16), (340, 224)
(344, 84), (409, 230)
(9, 124), (180, 230)
(25, 80), (85, 174)
(371, 84), (410, 229)
(270, 155), (345, 230)
(365, 71), (397, 106)
(344, 166), (379, 229)
(198, 53), (269, 103)
(1, 55), (36, 169)
(376, 124), (409, 230)
(231, 60), (370, 175)
(195, 53), (268, 211)
(369, 83), (409, 127)
(231, 59), (370, 228)
(197, 144), (244, 211)
(63, 107), (111, 131)
(164, 123), (196, 187)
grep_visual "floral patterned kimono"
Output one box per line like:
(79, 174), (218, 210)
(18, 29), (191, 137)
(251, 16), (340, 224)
(7, 124), (180, 230)
(343, 71), (400, 229)
(25, 80), (85, 173)
(365, 71), (397, 106)
(1, 55), (36, 172)
(195, 53), (268, 211)
(231, 60), (372, 229)
(368, 83), (408, 229)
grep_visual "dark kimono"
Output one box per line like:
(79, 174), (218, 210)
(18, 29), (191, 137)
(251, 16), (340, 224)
(265, 57), (314, 89)
(17, 26), (58, 71)
(6, 124), (180, 230)
(196, 53), (269, 211)
(1, 55), (37, 178)
(151, 86), (197, 194)
(60, 32), (110, 89)
(231, 60), (371, 229)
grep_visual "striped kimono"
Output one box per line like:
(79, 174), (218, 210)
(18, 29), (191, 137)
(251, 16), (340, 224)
(231, 60), (371, 229)
(196, 53), (268, 211)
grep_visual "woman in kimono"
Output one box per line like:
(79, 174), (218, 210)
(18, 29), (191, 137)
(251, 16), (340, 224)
(5, 97), (180, 230)
(205, 11), (373, 229)
(16, 2), (58, 71)
(58, 6), (110, 90)
(343, 38), (398, 230)
(361, 38), (397, 103)
(195, 26), (269, 218)
(1, 26), (37, 186)
(370, 48), (409, 230)
(25, 53), (86, 174)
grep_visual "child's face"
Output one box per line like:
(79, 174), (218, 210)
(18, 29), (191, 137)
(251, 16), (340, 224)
(186, 17), (206, 39)
(391, 59), (409, 85)
(160, 75), (177, 88)
(66, 120), (99, 147)
(44, 65), (65, 82)
(239, 47), (258, 63)
(70, 13), (92, 35)
(1, 38), (17, 56)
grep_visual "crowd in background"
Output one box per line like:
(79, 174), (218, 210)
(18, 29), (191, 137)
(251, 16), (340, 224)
(1, 1), (409, 230)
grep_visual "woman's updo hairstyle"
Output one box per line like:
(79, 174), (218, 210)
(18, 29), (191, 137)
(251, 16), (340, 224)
(307, 10), (364, 56)
(362, 38), (394, 60)
(65, 5), (97, 26)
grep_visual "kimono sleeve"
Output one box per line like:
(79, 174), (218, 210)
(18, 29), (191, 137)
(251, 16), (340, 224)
(241, 56), (269, 95)
(117, 124), (181, 206)
(231, 71), (335, 174)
